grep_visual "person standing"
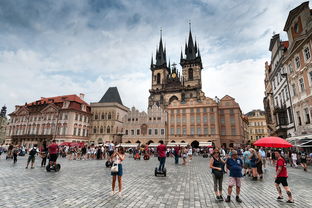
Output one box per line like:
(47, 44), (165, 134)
(259, 147), (266, 169)
(210, 149), (225, 201)
(40, 142), (48, 167)
(12, 145), (19, 164)
(291, 152), (298, 168)
(249, 148), (258, 180)
(243, 148), (251, 176)
(225, 150), (243, 203)
(173, 145), (180, 164)
(111, 147), (125, 197)
(26, 144), (39, 169)
(274, 150), (294, 203)
(299, 151), (307, 171)
(256, 149), (263, 179)
(187, 145), (193, 162)
(157, 141), (167, 172)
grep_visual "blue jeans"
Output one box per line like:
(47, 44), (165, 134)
(175, 154), (179, 164)
(158, 157), (166, 171)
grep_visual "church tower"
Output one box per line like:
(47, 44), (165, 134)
(180, 26), (203, 93)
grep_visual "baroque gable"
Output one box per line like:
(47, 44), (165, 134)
(41, 103), (59, 114)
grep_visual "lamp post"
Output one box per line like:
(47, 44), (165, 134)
(281, 73), (296, 133)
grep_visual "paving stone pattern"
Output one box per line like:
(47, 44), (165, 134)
(0, 154), (311, 208)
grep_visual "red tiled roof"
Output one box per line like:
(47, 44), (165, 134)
(28, 94), (89, 106)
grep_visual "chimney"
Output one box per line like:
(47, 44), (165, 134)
(79, 93), (85, 100)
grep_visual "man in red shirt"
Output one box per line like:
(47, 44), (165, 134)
(48, 140), (59, 166)
(274, 150), (294, 203)
(157, 140), (166, 172)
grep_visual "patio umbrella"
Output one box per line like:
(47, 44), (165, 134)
(253, 136), (293, 148)
(59, 142), (70, 146)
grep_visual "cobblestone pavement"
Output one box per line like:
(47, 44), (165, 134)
(0, 154), (311, 208)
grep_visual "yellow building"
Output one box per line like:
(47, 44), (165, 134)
(245, 110), (269, 142)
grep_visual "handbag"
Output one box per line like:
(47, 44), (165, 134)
(111, 163), (119, 173)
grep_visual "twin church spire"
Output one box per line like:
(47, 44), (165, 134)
(151, 25), (202, 70)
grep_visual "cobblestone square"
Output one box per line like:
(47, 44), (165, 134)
(0, 154), (312, 208)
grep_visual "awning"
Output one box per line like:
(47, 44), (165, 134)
(198, 142), (213, 147)
(116, 143), (139, 148)
(286, 135), (312, 147)
(167, 142), (188, 147)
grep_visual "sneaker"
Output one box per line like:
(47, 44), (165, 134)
(219, 195), (224, 201)
(225, 196), (231, 203)
(236, 196), (242, 203)
(277, 196), (283, 200)
(286, 200), (294, 203)
(110, 191), (115, 196)
(118, 192), (122, 197)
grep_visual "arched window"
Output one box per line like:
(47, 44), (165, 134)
(94, 114), (98, 120)
(156, 73), (161, 84)
(100, 126), (103, 133)
(101, 113), (104, 120)
(108, 113), (111, 120)
(188, 68), (193, 80)
(107, 126), (110, 133)
(93, 127), (97, 134)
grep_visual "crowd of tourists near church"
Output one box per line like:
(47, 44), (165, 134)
(1, 141), (311, 203)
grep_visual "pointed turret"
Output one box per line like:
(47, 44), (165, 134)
(150, 54), (154, 69)
(154, 30), (167, 68)
(185, 28), (196, 60)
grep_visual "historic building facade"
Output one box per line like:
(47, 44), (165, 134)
(90, 87), (129, 144)
(245, 110), (269, 142)
(264, 2), (312, 139)
(122, 105), (166, 144)
(147, 28), (247, 148)
(6, 94), (92, 147)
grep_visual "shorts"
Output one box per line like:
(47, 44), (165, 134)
(244, 162), (250, 169)
(111, 164), (123, 176)
(301, 159), (307, 163)
(275, 177), (288, 187)
(228, 177), (241, 187)
(28, 155), (35, 163)
(49, 154), (58, 162)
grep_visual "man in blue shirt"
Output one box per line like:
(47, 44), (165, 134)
(225, 150), (243, 203)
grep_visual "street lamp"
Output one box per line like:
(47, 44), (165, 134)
(281, 73), (296, 132)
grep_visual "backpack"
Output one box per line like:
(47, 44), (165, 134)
(29, 148), (37, 156)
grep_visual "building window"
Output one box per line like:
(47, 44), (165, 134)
(190, 116), (194, 124)
(148, 129), (152, 135)
(295, 56), (300, 68)
(230, 116), (235, 125)
(196, 116), (200, 124)
(211, 127), (216, 134)
(297, 111), (302, 126)
(203, 108), (207, 113)
(291, 84), (296, 96)
(176, 128), (181, 135)
(285, 86), (289, 100)
(161, 129), (165, 135)
(273, 78), (276, 89)
(304, 108), (310, 124)
(190, 127), (194, 135)
(78, 128), (81, 136)
(210, 108), (214, 112)
(125, 130), (128, 135)
(183, 128), (186, 136)
(131, 130), (134, 135)
(108, 113), (112, 120)
(156, 73), (161, 84)
(100, 127), (103, 133)
(190, 108), (194, 113)
(304, 47), (311, 60)
(221, 117), (225, 124)
(74, 128), (77, 136)
(170, 128), (174, 135)
(197, 127), (201, 135)
(182, 116), (186, 123)
(203, 116), (207, 123)
(176, 117), (181, 124)
(210, 115), (215, 124)
(288, 63), (293, 73)
(75, 114), (78, 120)
(154, 129), (158, 135)
(107, 126), (110, 133)
(182, 109), (186, 114)
(299, 78), (305, 92)
(136, 129), (140, 135)
(221, 127), (226, 135)
(196, 108), (200, 113)
(94, 114), (98, 120)
(204, 128), (208, 135)
(188, 68), (193, 80)
(231, 127), (236, 135)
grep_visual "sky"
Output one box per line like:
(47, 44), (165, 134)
(0, 0), (306, 115)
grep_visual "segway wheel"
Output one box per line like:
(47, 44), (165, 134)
(164, 169), (167, 177)
(55, 164), (61, 172)
(46, 164), (51, 172)
(154, 168), (157, 176)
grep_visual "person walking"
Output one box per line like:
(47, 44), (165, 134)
(259, 147), (266, 170)
(249, 148), (258, 180)
(225, 150), (243, 203)
(173, 145), (180, 164)
(242, 148), (251, 176)
(256, 149), (263, 179)
(111, 147), (125, 197)
(157, 141), (166, 172)
(291, 152), (298, 168)
(26, 144), (39, 169)
(12, 145), (19, 164)
(210, 148), (225, 201)
(299, 151), (307, 171)
(274, 150), (294, 203)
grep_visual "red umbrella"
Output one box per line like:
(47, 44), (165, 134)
(59, 142), (71, 146)
(253, 136), (293, 148)
(69, 142), (80, 147)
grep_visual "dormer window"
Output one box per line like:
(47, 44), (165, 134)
(304, 47), (311, 60)
(81, 104), (86, 112)
(62, 101), (70, 109)
(294, 23), (300, 33)
(295, 56), (300, 69)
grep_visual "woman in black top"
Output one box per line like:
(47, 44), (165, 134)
(209, 148), (225, 201)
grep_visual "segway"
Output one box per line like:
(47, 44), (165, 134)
(134, 153), (141, 160)
(105, 160), (113, 168)
(46, 163), (61, 172)
(155, 167), (166, 177)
